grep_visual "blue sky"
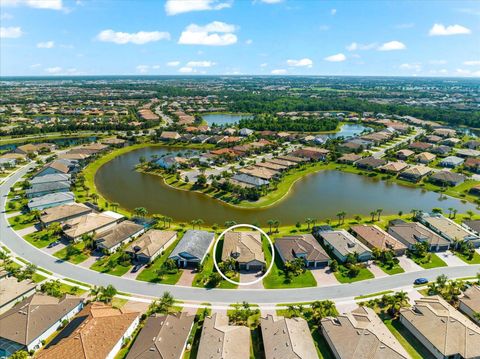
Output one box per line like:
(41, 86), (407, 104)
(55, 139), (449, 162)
(1, 0), (479, 77)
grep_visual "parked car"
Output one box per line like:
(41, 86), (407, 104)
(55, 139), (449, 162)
(47, 241), (60, 248)
(414, 278), (428, 285)
(131, 264), (142, 273)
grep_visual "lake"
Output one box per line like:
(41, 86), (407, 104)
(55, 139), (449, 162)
(95, 146), (478, 225)
(324, 123), (371, 139)
(202, 113), (251, 126)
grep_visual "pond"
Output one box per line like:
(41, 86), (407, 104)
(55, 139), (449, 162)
(323, 123), (372, 139)
(95, 146), (478, 225)
(202, 113), (252, 126)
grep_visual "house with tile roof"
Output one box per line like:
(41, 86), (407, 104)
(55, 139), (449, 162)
(387, 219), (450, 252)
(126, 230), (177, 264)
(62, 211), (124, 242)
(459, 285), (480, 325)
(350, 224), (407, 256)
(275, 234), (330, 268)
(94, 220), (145, 254)
(221, 231), (266, 271)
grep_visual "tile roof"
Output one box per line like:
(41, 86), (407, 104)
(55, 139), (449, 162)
(350, 225), (407, 252)
(62, 212), (120, 239)
(275, 234), (330, 263)
(126, 230), (177, 258)
(40, 203), (92, 225)
(221, 231), (265, 265)
(94, 220), (144, 250)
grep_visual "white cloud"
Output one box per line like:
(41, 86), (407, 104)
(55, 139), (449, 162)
(346, 42), (377, 51)
(463, 60), (480, 66)
(260, 63), (268, 67)
(165, 0), (231, 15)
(96, 29), (170, 45)
(179, 66), (194, 73)
(1, 0), (63, 10)
(399, 63), (421, 72)
(260, 0), (283, 3)
(454, 68), (480, 76)
(178, 21), (237, 46)
(136, 65), (149, 74)
(0, 26), (22, 38)
(167, 61), (180, 67)
(30, 63), (41, 68)
(186, 60), (215, 67)
(287, 58), (313, 67)
(324, 53), (346, 62)
(0, 12), (13, 20)
(45, 66), (62, 74)
(378, 40), (406, 51)
(429, 23), (471, 36)
(37, 40), (54, 48)
(271, 69), (287, 75)
(245, 39), (253, 45)
(331, 8), (337, 15)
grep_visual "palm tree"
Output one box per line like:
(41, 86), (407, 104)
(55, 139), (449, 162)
(466, 210), (475, 220)
(447, 207), (454, 219)
(134, 207), (148, 218)
(111, 202), (119, 211)
(267, 219), (274, 234)
(305, 218), (313, 231)
(452, 209), (458, 219)
(91, 193), (99, 205)
(273, 219), (280, 233)
(83, 185), (90, 197)
(370, 211), (377, 222)
(31, 209), (41, 221)
(376, 208), (383, 221)
(196, 219), (204, 229)
(165, 216), (173, 228)
(224, 220), (237, 229)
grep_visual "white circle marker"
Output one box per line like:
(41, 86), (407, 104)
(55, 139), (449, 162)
(213, 223), (275, 286)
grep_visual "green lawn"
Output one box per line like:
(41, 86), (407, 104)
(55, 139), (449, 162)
(409, 253), (447, 269)
(8, 213), (37, 230)
(53, 242), (89, 264)
(136, 236), (183, 284)
(31, 273), (47, 283)
(90, 251), (132, 276)
(24, 230), (60, 248)
(355, 290), (394, 300)
(377, 262), (405, 275)
(192, 248), (238, 289)
(454, 251), (480, 264)
(381, 314), (434, 359)
(334, 264), (374, 284)
(263, 239), (316, 289)
(311, 326), (335, 359)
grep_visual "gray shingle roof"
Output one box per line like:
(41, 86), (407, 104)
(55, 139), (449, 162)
(169, 230), (214, 261)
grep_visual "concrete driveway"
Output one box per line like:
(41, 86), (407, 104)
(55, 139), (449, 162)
(239, 270), (265, 289)
(436, 251), (466, 267)
(366, 262), (389, 278)
(397, 256), (423, 272)
(310, 267), (339, 286)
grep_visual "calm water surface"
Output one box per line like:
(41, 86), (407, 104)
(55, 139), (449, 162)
(202, 113), (252, 126)
(95, 147), (478, 225)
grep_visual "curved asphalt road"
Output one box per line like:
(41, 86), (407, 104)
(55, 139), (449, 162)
(1, 163), (479, 304)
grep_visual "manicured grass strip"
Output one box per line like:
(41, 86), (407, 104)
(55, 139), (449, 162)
(377, 263), (405, 275)
(53, 242), (89, 264)
(311, 326), (335, 359)
(8, 213), (37, 230)
(32, 273), (47, 283)
(454, 251), (480, 264)
(192, 248), (238, 289)
(63, 278), (91, 288)
(409, 253), (447, 269)
(334, 265), (374, 284)
(262, 237), (316, 289)
(355, 290), (394, 300)
(136, 236), (183, 285)
(24, 230), (59, 248)
(1, 246), (11, 253)
(381, 314), (434, 359)
(90, 251), (131, 277)
(16, 257), (30, 265)
(36, 267), (53, 275)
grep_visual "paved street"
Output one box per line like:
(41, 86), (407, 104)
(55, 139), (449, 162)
(2, 163), (480, 305)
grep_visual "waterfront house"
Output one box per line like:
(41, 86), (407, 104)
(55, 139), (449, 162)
(415, 152), (436, 164)
(126, 230), (177, 264)
(94, 220), (145, 254)
(0, 276), (36, 314)
(274, 234), (330, 268)
(28, 192), (75, 211)
(160, 131), (181, 141)
(338, 153), (362, 164)
(62, 211), (124, 242)
(378, 161), (409, 174)
(350, 224), (407, 256)
(168, 230), (215, 268)
(197, 313), (250, 359)
(255, 161), (288, 171)
(231, 173), (270, 187)
(459, 285), (480, 325)
(462, 220), (480, 236)
(221, 231), (266, 271)
(0, 294), (84, 357)
(291, 147), (330, 161)
(125, 312), (195, 359)
(433, 128), (457, 138)
(39, 202), (93, 228)
(26, 181), (71, 198)
(419, 213), (480, 247)
(101, 137), (127, 147)
(321, 306), (410, 359)
(156, 155), (189, 169)
(439, 155), (464, 168)
(400, 296), (480, 359)
(35, 159), (80, 177)
(261, 315), (317, 359)
(398, 165), (432, 182)
(317, 230), (372, 263)
(239, 166), (279, 181)
(30, 173), (71, 186)
(239, 128), (254, 136)
(429, 170), (465, 186)
(355, 156), (387, 170)
(387, 219), (450, 252)
(36, 302), (140, 359)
